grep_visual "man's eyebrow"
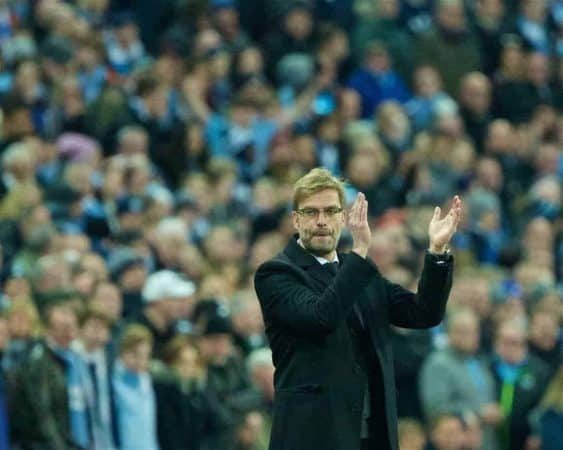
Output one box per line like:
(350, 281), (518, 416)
(300, 205), (342, 209)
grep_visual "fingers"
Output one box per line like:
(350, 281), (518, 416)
(349, 193), (367, 226)
(361, 194), (368, 224)
(451, 195), (462, 228)
(433, 206), (441, 221)
(348, 194), (359, 224)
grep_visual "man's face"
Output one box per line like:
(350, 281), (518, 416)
(292, 189), (345, 259)
(47, 307), (78, 349)
(496, 327), (527, 364)
(121, 342), (151, 373)
(81, 318), (110, 351)
(448, 316), (480, 354)
(199, 333), (233, 366)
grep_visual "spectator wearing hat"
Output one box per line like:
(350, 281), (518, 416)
(197, 311), (263, 416)
(127, 270), (196, 358)
(153, 335), (234, 450)
(112, 324), (158, 450)
(347, 41), (411, 119)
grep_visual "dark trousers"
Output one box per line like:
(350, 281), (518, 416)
(361, 438), (376, 450)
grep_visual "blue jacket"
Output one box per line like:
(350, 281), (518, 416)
(347, 69), (410, 118)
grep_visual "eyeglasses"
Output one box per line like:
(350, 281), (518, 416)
(295, 207), (343, 219)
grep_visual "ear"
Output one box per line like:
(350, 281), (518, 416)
(291, 210), (299, 230)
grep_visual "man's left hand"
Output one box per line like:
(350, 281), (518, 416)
(428, 195), (462, 253)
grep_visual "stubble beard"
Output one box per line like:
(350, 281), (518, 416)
(302, 232), (338, 257)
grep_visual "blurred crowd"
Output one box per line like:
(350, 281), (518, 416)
(0, 0), (560, 449)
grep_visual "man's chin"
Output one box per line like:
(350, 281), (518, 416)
(303, 241), (335, 256)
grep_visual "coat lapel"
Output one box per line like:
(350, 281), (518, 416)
(284, 235), (334, 288)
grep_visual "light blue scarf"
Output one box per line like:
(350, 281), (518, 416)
(53, 347), (90, 449)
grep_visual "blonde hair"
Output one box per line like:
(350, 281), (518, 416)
(7, 299), (42, 337)
(292, 168), (346, 210)
(119, 324), (153, 355)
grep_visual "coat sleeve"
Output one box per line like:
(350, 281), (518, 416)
(254, 252), (378, 335)
(386, 252), (454, 329)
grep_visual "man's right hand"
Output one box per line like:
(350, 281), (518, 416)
(348, 192), (371, 258)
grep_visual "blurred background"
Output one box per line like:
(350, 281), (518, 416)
(0, 0), (560, 449)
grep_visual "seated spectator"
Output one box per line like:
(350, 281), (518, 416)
(528, 307), (562, 377)
(415, 0), (482, 96)
(375, 101), (413, 162)
(3, 299), (41, 373)
(126, 269), (195, 357)
(405, 65), (452, 132)
(262, 3), (316, 81)
(112, 324), (158, 450)
(73, 307), (116, 450)
(458, 72), (493, 152)
(514, 0), (551, 54)
(419, 308), (500, 449)
(490, 319), (552, 450)
(196, 312), (262, 415)
(347, 41), (411, 119)
(153, 335), (233, 450)
(10, 302), (94, 450)
(104, 12), (148, 78)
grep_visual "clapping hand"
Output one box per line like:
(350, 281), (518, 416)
(348, 192), (371, 258)
(428, 195), (462, 253)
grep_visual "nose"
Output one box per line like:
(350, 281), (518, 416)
(316, 214), (328, 226)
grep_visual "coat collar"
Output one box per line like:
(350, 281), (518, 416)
(284, 234), (348, 286)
